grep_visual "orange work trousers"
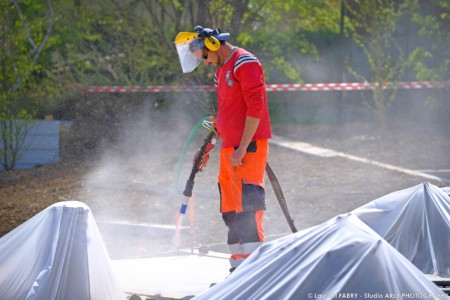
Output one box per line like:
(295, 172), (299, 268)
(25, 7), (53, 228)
(218, 139), (268, 263)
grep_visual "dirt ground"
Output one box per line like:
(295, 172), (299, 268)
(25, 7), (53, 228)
(1, 117), (449, 260)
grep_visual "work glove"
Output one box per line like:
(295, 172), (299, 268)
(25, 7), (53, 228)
(193, 142), (215, 172)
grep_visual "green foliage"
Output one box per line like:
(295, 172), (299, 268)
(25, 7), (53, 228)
(406, 49), (437, 81)
(208, 0), (235, 28)
(238, 0), (341, 82)
(344, 0), (417, 128)
(0, 118), (33, 171)
(408, 0), (450, 81)
(0, 0), (55, 170)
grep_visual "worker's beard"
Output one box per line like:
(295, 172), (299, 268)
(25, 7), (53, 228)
(214, 55), (224, 68)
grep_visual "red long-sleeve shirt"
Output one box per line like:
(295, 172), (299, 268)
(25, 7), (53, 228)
(214, 47), (272, 148)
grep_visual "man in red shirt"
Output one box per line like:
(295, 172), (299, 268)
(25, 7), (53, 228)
(175, 25), (272, 272)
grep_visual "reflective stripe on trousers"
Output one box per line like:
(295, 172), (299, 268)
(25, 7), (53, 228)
(229, 241), (262, 268)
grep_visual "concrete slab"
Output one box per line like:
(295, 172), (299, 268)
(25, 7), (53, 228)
(111, 250), (230, 299)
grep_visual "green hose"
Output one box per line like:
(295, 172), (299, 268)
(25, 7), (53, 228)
(175, 116), (210, 191)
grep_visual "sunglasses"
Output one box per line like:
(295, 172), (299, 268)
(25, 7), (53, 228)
(202, 49), (208, 60)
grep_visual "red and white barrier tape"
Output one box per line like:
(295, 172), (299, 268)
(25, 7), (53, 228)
(84, 81), (449, 93)
(84, 85), (215, 93)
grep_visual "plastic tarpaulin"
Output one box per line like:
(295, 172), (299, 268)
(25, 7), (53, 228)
(0, 201), (124, 300)
(193, 214), (448, 300)
(442, 186), (450, 196)
(352, 182), (450, 277)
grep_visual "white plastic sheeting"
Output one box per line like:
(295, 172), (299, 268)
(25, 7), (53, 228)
(0, 201), (124, 300)
(442, 186), (450, 196)
(353, 182), (450, 277)
(194, 213), (447, 300)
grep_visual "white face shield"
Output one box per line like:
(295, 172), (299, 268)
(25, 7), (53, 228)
(174, 28), (229, 73)
(174, 32), (205, 73)
(175, 41), (203, 73)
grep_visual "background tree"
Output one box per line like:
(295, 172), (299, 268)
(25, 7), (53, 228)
(407, 0), (450, 81)
(0, 0), (55, 170)
(344, 0), (417, 129)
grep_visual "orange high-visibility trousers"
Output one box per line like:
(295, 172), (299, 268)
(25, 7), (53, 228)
(218, 140), (268, 269)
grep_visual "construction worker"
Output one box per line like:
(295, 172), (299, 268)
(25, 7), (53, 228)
(174, 25), (272, 272)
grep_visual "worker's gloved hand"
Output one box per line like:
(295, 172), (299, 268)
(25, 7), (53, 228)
(193, 142), (215, 172)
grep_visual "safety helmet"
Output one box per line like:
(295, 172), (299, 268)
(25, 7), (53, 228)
(174, 25), (230, 73)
